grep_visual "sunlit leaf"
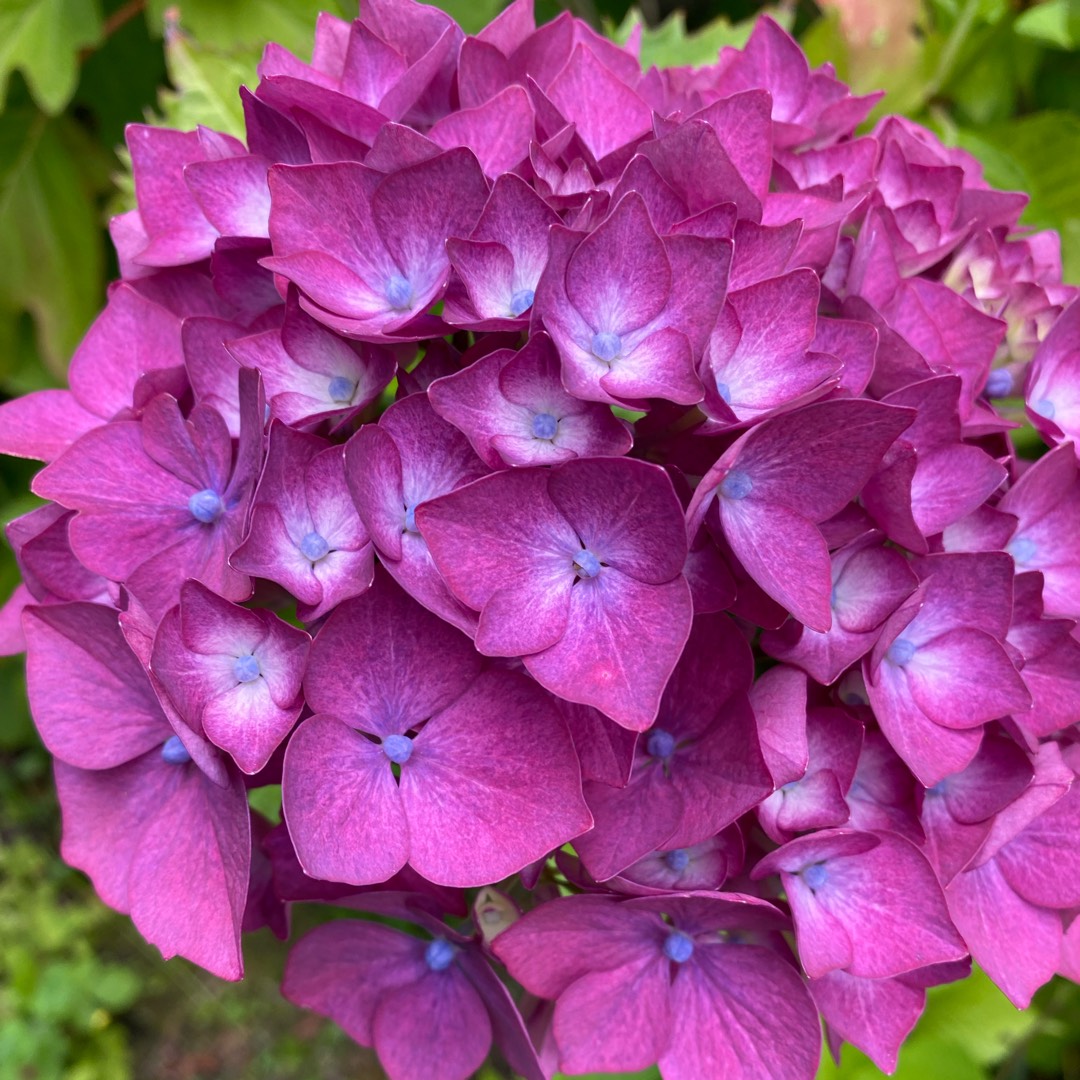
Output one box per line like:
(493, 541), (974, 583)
(0, 0), (103, 114)
(609, 7), (792, 71)
(1015, 0), (1075, 48)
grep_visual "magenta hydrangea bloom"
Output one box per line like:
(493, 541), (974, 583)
(7, 2), (1080, 1075)
(23, 602), (250, 979)
(494, 892), (822, 1078)
(282, 570), (590, 887)
(416, 455), (692, 728)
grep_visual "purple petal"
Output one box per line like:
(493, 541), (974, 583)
(525, 569), (693, 731)
(25, 603), (170, 769)
(659, 941), (821, 1080)
(304, 570), (481, 738)
(403, 669), (591, 887)
(374, 966), (493, 1080)
(755, 829), (966, 979)
(283, 920), (429, 1046)
(553, 954), (673, 1075)
(946, 857), (1061, 1008)
(282, 715), (409, 885)
(128, 766), (250, 979)
(0, 391), (101, 463)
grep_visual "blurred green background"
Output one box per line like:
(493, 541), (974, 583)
(1, 1), (1079, 1077)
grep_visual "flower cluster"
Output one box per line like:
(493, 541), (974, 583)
(2, 1), (1079, 1077)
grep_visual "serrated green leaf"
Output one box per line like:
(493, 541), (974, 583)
(0, 0), (103, 114)
(610, 8), (792, 71)
(1015, 0), (1075, 48)
(0, 110), (106, 379)
(156, 30), (260, 139)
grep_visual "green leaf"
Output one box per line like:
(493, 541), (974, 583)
(915, 967), (1039, 1066)
(248, 784), (283, 825)
(1015, 0), (1075, 48)
(429, 0), (505, 34)
(943, 111), (1080, 282)
(0, 110), (106, 380)
(146, 0), (348, 54)
(156, 30), (261, 139)
(609, 7), (793, 71)
(0, 0), (103, 114)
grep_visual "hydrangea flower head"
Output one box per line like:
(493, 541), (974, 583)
(3, 2), (1079, 1077)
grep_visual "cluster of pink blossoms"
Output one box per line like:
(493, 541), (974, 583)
(3, 1), (1080, 1076)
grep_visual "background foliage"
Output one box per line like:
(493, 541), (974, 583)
(0, 1), (1078, 1077)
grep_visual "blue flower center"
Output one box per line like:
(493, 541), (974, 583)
(234, 654), (261, 683)
(386, 274), (413, 310)
(509, 289), (535, 317)
(715, 381), (732, 404)
(591, 331), (621, 363)
(663, 930), (694, 964)
(161, 735), (192, 765)
(985, 369), (1013, 398)
(803, 862), (828, 891)
(300, 531), (330, 562)
(328, 375), (356, 404)
(189, 489), (224, 524)
(1008, 535), (1037, 566)
(887, 637), (916, 667)
(424, 938), (456, 972)
(383, 733), (413, 765)
(647, 728), (676, 760)
(1033, 398), (1056, 420)
(531, 412), (558, 440)
(719, 469), (753, 501)
(573, 549), (602, 579)
(404, 505), (418, 534)
(664, 849), (690, 872)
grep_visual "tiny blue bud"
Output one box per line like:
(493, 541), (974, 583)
(803, 862), (828, 891)
(386, 274), (413, 310)
(1009, 535), (1037, 566)
(404, 505), (418, 534)
(647, 728), (676, 760)
(234, 654), (261, 683)
(715, 381), (732, 404)
(573, 549), (602, 579)
(161, 735), (192, 765)
(1033, 398), (1056, 420)
(509, 289), (535, 317)
(663, 930), (695, 964)
(664, 849), (690, 873)
(591, 331), (621, 363)
(887, 637), (916, 667)
(300, 531), (330, 562)
(719, 469), (753, 501)
(985, 369), (1013, 398)
(531, 412), (559, 440)
(189, 488), (224, 524)
(424, 938), (456, 972)
(328, 375), (356, 404)
(383, 733), (413, 765)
